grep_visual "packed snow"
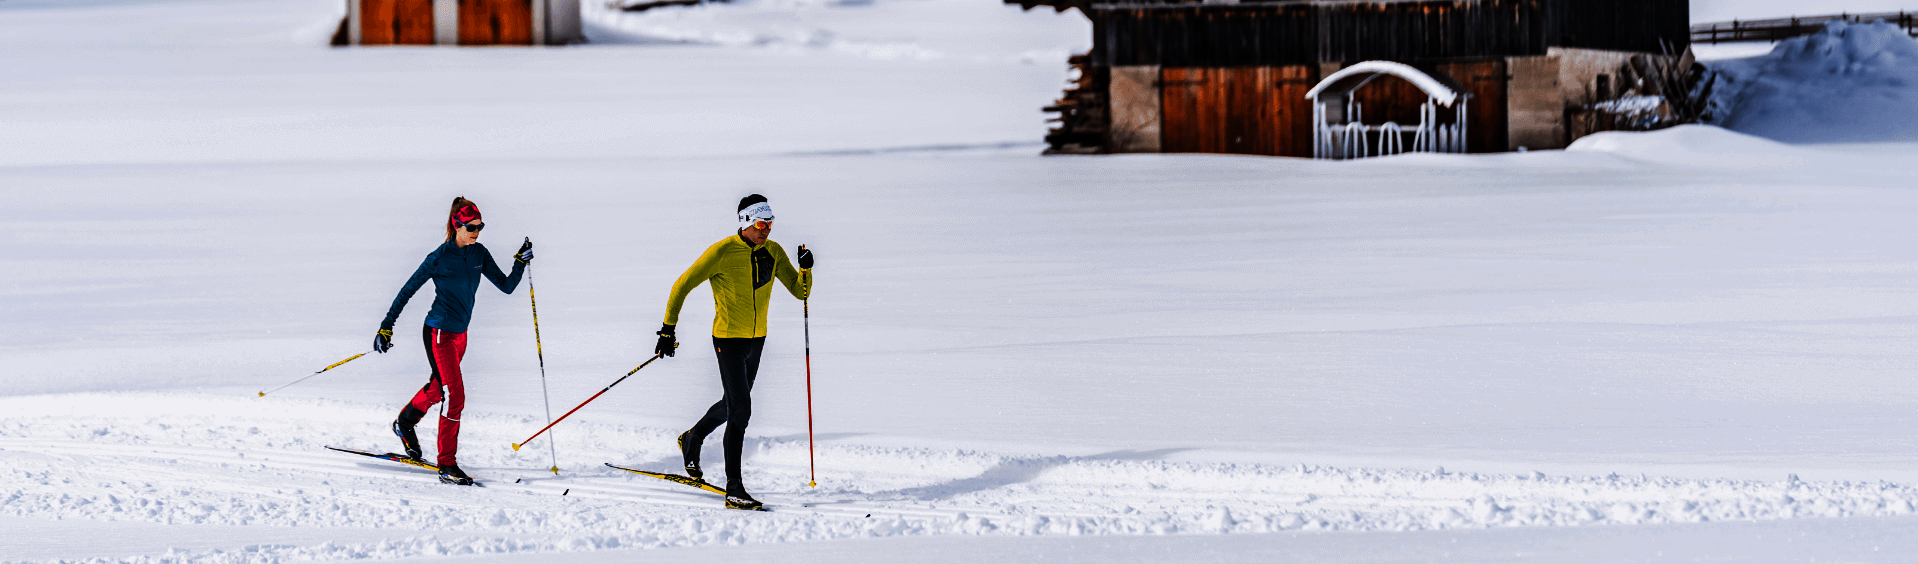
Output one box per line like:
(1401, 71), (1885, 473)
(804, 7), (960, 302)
(8, 0), (1918, 562)
(1703, 20), (1918, 143)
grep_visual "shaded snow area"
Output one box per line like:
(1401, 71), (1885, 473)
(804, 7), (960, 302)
(9, 0), (1918, 563)
(1703, 20), (1918, 143)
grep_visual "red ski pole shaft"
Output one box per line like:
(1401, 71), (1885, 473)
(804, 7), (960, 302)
(512, 353), (664, 451)
(805, 298), (816, 488)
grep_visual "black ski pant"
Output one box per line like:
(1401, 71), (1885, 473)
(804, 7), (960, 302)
(687, 336), (764, 492)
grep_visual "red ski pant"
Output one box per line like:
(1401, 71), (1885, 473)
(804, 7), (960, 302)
(409, 325), (468, 467)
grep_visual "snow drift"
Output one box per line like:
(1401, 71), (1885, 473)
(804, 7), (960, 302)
(1703, 20), (1918, 143)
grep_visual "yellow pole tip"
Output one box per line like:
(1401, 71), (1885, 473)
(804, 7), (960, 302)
(511, 443), (522, 451)
(809, 481), (817, 488)
(256, 392), (265, 397)
(550, 467), (559, 474)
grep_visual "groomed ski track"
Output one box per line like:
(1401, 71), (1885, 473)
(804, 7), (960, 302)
(9, 391), (1918, 562)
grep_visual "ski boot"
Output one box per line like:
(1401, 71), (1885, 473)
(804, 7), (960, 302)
(677, 430), (703, 480)
(393, 406), (426, 462)
(724, 484), (763, 511)
(438, 463), (476, 486)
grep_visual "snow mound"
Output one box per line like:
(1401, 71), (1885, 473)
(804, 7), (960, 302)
(1565, 124), (1812, 168)
(1703, 20), (1918, 143)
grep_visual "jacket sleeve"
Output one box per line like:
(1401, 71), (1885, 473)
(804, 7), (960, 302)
(382, 249), (439, 330)
(479, 244), (525, 294)
(663, 241), (725, 326)
(771, 242), (812, 301)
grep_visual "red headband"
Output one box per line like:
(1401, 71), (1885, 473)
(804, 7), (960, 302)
(450, 205), (482, 227)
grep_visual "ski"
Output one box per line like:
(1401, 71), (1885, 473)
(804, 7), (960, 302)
(328, 447), (487, 486)
(327, 446), (439, 471)
(605, 462), (725, 494)
(604, 463), (771, 510)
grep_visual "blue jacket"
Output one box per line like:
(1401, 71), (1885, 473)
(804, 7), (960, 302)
(382, 241), (523, 334)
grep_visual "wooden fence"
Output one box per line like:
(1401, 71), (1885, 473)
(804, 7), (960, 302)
(1691, 12), (1918, 44)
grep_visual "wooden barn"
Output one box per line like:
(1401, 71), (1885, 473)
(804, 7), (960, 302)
(1007, 0), (1691, 157)
(338, 0), (583, 46)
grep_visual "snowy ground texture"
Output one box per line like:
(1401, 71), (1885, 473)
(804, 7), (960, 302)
(9, 0), (1918, 562)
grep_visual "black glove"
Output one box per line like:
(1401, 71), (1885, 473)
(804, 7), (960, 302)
(374, 327), (395, 353)
(655, 324), (676, 357)
(515, 238), (534, 264)
(796, 245), (814, 270)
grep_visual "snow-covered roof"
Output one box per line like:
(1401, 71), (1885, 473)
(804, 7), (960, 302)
(1304, 61), (1461, 106)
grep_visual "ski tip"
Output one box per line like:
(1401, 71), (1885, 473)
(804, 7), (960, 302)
(511, 443), (522, 451)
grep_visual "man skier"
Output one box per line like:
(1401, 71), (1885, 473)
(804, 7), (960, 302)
(375, 197), (532, 486)
(655, 194), (813, 510)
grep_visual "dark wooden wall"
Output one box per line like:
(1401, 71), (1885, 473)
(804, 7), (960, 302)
(1096, 5), (1318, 67)
(1559, 0), (1690, 53)
(1317, 0), (1551, 62)
(1437, 59), (1508, 153)
(1089, 0), (1689, 67)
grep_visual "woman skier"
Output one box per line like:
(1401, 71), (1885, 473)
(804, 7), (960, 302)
(655, 194), (813, 510)
(374, 197), (533, 486)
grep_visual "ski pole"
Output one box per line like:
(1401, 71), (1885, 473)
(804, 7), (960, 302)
(512, 351), (671, 451)
(804, 297), (817, 488)
(259, 349), (374, 397)
(527, 256), (560, 475)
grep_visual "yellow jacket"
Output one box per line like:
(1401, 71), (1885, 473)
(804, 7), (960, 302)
(664, 234), (811, 339)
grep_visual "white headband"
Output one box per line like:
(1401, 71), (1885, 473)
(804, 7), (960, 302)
(738, 202), (774, 230)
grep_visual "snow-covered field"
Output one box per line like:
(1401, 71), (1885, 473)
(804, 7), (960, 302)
(8, 0), (1918, 562)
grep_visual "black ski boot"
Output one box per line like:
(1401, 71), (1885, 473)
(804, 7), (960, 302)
(677, 430), (703, 480)
(724, 483), (763, 511)
(393, 406), (426, 462)
(438, 463), (476, 486)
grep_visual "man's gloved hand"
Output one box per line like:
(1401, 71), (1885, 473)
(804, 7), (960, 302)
(655, 324), (676, 358)
(796, 245), (813, 270)
(374, 327), (395, 353)
(515, 238), (535, 264)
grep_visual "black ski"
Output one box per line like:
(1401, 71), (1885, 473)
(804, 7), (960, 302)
(604, 463), (770, 511)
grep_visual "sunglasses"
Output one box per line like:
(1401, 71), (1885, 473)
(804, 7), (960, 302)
(460, 222), (485, 233)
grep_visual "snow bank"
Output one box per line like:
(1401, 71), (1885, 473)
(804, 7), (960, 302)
(1564, 124), (1814, 168)
(1703, 20), (1918, 143)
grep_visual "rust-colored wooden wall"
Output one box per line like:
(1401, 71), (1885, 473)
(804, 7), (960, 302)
(1161, 66), (1316, 157)
(361, 0), (435, 45)
(460, 0), (534, 45)
(1437, 60), (1508, 153)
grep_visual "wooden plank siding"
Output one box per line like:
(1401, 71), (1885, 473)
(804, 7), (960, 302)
(1161, 66), (1315, 156)
(1086, 0), (1686, 67)
(460, 0), (535, 45)
(1437, 59), (1508, 153)
(1095, 5), (1319, 67)
(1316, 0), (1551, 62)
(361, 0), (436, 45)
